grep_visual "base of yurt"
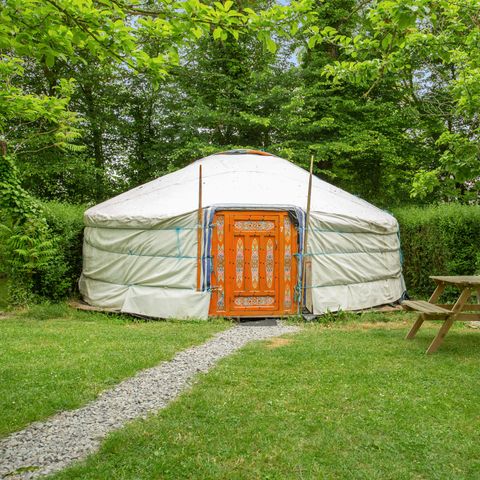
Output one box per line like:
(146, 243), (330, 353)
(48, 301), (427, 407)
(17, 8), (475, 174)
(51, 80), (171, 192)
(69, 299), (403, 320)
(68, 300), (118, 314)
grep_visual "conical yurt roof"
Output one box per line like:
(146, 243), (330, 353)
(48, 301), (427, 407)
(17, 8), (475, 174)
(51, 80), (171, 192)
(85, 151), (396, 230)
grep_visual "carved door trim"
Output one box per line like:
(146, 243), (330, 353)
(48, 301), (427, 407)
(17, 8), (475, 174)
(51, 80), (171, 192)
(209, 210), (298, 317)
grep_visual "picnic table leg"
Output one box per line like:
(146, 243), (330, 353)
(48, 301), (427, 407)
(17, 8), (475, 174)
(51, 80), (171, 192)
(429, 283), (446, 303)
(405, 283), (446, 340)
(425, 316), (456, 354)
(426, 287), (472, 354)
(406, 313), (425, 339)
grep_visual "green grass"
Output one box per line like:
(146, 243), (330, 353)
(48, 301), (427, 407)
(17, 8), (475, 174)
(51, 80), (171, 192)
(0, 303), (229, 437)
(51, 314), (480, 480)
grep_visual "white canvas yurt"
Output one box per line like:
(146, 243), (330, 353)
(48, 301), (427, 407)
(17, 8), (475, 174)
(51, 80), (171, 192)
(80, 150), (406, 319)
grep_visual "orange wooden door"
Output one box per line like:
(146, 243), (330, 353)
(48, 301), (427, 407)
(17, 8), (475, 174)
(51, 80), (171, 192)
(209, 211), (298, 317)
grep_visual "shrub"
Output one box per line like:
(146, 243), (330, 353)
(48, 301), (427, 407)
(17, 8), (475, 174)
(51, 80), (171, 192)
(1, 154), (57, 304)
(35, 201), (85, 301)
(393, 204), (480, 297)
(0, 201), (85, 304)
(1, 154), (86, 304)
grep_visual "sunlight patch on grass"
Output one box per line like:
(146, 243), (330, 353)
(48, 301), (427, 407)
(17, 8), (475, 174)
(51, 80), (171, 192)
(265, 337), (293, 349)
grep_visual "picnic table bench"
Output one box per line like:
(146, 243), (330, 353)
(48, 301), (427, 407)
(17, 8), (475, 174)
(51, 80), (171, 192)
(402, 275), (480, 354)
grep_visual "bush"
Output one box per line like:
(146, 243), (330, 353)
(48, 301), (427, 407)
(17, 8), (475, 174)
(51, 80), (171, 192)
(1, 154), (86, 304)
(0, 211), (8, 279)
(35, 201), (85, 301)
(394, 204), (480, 298)
(0, 201), (85, 304)
(2, 197), (478, 305)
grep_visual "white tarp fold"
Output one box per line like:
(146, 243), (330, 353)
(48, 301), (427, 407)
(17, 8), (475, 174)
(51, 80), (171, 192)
(83, 243), (196, 289)
(84, 225), (196, 258)
(310, 277), (405, 314)
(121, 287), (211, 320)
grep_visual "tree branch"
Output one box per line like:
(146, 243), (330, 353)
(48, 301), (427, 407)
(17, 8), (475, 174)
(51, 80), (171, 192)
(45, 0), (140, 72)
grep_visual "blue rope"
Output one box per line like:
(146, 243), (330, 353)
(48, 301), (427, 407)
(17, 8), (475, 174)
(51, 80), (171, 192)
(175, 227), (182, 257)
(85, 239), (210, 260)
(293, 248), (400, 257)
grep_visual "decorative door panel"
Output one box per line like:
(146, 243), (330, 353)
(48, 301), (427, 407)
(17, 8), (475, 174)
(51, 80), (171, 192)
(210, 211), (298, 317)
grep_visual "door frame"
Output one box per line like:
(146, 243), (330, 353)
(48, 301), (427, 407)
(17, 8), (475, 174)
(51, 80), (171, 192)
(208, 209), (299, 317)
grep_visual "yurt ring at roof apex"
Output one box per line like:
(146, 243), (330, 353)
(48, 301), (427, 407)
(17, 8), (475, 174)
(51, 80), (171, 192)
(80, 150), (405, 319)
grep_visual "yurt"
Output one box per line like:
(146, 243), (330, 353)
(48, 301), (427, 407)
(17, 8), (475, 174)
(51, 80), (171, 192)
(79, 150), (406, 319)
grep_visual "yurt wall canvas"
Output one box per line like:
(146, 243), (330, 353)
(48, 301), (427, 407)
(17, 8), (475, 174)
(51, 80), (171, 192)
(79, 210), (210, 318)
(79, 151), (405, 319)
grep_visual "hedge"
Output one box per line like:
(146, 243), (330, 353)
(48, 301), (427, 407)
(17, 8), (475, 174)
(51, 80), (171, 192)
(37, 201), (86, 301)
(0, 201), (85, 304)
(393, 204), (480, 298)
(1, 201), (479, 304)
(33, 202), (480, 302)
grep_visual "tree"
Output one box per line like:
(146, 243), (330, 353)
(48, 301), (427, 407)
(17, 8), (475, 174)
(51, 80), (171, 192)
(1, 0), (312, 200)
(318, 0), (480, 201)
(1, 0), (310, 149)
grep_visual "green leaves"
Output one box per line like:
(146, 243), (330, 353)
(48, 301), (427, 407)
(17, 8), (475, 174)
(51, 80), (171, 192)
(410, 169), (440, 199)
(0, 154), (57, 303)
(213, 27), (223, 40)
(309, 0), (480, 201)
(266, 37), (277, 54)
(1, 0), (313, 150)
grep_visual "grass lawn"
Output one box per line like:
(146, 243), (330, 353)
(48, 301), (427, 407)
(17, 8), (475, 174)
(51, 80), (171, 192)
(51, 313), (480, 480)
(0, 303), (229, 437)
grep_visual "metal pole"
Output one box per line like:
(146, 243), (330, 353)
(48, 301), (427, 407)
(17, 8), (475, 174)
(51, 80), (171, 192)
(301, 155), (314, 312)
(197, 165), (203, 291)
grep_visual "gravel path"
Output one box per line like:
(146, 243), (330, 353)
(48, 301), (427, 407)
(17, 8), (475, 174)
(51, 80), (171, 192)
(0, 323), (299, 479)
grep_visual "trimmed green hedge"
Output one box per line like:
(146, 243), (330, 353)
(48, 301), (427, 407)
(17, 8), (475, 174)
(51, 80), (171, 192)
(394, 205), (480, 298)
(2, 201), (479, 304)
(37, 201), (85, 300)
(35, 202), (480, 302)
(0, 201), (85, 304)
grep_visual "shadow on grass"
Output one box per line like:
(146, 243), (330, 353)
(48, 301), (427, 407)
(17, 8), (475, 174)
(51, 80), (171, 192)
(406, 329), (479, 357)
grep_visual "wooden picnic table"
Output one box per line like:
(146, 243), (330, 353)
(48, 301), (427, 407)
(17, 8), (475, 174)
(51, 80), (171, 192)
(402, 276), (480, 354)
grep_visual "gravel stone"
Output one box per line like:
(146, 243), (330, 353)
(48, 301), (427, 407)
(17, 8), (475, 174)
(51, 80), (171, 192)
(0, 323), (299, 479)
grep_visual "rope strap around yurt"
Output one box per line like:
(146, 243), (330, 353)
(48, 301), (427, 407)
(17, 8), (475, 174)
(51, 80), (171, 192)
(300, 273), (403, 289)
(293, 222), (402, 306)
